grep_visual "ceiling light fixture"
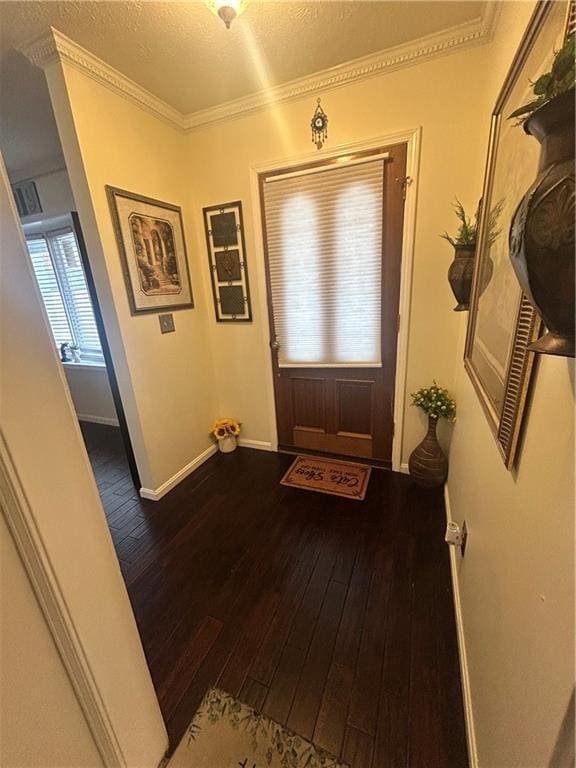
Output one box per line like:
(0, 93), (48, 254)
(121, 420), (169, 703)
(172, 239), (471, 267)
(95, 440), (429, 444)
(206, 0), (247, 29)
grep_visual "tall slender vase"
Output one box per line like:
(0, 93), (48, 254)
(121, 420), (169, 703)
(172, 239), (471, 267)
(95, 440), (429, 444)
(509, 88), (575, 357)
(447, 244), (476, 311)
(408, 416), (448, 488)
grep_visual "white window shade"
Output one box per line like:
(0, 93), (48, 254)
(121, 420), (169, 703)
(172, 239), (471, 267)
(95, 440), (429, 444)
(263, 159), (384, 367)
(26, 226), (104, 363)
(47, 228), (102, 359)
(27, 236), (73, 347)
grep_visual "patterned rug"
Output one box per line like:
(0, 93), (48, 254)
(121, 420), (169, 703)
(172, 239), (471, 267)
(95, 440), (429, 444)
(280, 455), (371, 501)
(167, 688), (348, 768)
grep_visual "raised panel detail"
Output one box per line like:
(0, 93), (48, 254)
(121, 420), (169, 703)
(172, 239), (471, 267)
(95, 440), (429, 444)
(336, 380), (374, 436)
(291, 377), (325, 430)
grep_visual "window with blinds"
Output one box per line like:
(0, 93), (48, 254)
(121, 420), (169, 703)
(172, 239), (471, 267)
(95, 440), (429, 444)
(26, 226), (104, 364)
(263, 157), (384, 367)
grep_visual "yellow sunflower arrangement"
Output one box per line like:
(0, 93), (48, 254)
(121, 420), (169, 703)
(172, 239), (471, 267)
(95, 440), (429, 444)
(211, 418), (241, 441)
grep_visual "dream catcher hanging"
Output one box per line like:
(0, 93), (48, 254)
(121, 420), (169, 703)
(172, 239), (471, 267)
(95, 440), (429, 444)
(310, 98), (328, 150)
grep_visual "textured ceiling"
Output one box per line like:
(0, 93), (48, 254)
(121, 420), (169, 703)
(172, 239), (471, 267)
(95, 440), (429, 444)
(1, 1), (486, 113)
(0, 1), (487, 176)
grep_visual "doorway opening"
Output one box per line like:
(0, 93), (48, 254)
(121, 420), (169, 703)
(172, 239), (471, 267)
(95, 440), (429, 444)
(21, 199), (140, 503)
(259, 143), (407, 467)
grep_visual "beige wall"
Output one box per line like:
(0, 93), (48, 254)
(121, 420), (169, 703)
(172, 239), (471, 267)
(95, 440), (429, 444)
(64, 364), (118, 425)
(184, 35), (496, 461)
(444, 3), (576, 767)
(0, 155), (168, 764)
(0, 510), (103, 768)
(449, 351), (575, 767)
(45, 61), (218, 493)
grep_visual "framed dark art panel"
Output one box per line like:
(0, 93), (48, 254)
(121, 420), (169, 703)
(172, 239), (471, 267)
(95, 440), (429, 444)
(464, 0), (570, 468)
(106, 186), (194, 314)
(203, 201), (252, 322)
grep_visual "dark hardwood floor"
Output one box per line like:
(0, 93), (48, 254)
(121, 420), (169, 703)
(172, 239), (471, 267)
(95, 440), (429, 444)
(80, 421), (469, 767)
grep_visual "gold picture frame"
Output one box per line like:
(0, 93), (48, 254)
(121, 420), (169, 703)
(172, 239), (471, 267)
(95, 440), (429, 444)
(106, 186), (194, 315)
(464, 0), (570, 468)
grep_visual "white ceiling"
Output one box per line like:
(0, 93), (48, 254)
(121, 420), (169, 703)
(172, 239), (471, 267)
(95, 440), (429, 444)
(0, 1), (488, 177)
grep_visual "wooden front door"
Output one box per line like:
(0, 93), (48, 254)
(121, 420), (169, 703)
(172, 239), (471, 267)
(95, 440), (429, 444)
(260, 143), (407, 465)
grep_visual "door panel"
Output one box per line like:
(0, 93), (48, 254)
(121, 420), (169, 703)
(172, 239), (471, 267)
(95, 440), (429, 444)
(335, 379), (374, 436)
(261, 143), (407, 465)
(292, 377), (326, 430)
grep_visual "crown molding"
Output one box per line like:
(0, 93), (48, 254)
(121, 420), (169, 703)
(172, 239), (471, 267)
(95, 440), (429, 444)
(183, 4), (500, 131)
(20, 28), (186, 131)
(20, 3), (500, 135)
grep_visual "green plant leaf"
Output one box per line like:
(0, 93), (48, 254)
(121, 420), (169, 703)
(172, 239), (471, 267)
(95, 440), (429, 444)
(552, 46), (574, 79)
(508, 98), (545, 119)
(533, 72), (552, 95)
(508, 34), (575, 123)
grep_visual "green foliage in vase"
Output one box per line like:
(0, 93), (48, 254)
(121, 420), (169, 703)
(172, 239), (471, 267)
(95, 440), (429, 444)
(509, 33), (575, 123)
(485, 198), (505, 248)
(440, 198), (505, 249)
(411, 381), (456, 421)
(439, 199), (478, 247)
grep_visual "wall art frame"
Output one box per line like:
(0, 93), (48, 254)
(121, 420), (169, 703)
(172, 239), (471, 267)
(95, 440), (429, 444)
(464, 0), (570, 468)
(106, 186), (194, 315)
(203, 200), (252, 322)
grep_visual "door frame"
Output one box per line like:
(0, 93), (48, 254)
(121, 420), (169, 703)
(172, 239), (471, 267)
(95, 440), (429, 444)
(249, 127), (421, 472)
(72, 211), (141, 489)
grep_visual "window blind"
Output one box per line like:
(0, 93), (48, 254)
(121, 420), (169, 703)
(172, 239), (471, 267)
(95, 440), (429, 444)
(26, 227), (104, 363)
(263, 159), (384, 367)
(27, 235), (74, 347)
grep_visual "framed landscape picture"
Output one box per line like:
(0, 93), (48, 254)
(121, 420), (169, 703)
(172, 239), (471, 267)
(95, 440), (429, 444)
(106, 186), (194, 314)
(464, 0), (569, 468)
(203, 201), (252, 322)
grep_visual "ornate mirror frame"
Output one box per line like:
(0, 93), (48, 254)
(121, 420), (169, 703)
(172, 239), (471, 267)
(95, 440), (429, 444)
(464, 0), (570, 468)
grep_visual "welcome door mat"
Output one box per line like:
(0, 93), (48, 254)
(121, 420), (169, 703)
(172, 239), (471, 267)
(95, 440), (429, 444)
(167, 687), (348, 768)
(280, 455), (371, 501)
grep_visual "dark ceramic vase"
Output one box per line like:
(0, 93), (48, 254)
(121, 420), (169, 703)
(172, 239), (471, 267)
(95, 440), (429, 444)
(447, 244), (476, 311)
(408, 416), (448, 488)
(509, 88), (575, 357)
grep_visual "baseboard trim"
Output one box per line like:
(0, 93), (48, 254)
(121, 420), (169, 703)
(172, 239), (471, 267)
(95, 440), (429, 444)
(140, 444), (218, 501)
(238, 439), (274, 452)
(77, 414), (119, 427)
(444, 485), (478, 768)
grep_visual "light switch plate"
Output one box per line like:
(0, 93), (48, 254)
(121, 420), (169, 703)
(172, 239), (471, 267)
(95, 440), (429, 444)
(159, 313), (175, 334)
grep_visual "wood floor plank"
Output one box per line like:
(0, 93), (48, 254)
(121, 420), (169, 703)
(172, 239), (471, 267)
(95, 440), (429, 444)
(239, 677), (268, 713)
(157, 615), (222, 710)
(287, 529), (342, 651)
(217, 589), (281, 697)
(81, 423), (469, 765)
(342, 725), (374, 768)
(287, 580), (347, 739)
(347, 547), (393, 736)
(373, 534), (415, 767)
(263, 644), (307, 725)
(313, 662), (354, 758)
(249, 529), (321, 686)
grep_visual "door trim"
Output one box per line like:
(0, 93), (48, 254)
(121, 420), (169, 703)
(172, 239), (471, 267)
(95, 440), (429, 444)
(249, 127), (421, 472)
(0, 434), (126, 767)
(72, 212), (141, 489)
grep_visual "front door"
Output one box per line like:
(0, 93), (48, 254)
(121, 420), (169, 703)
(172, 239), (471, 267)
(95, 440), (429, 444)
(260, 143), (407, 465)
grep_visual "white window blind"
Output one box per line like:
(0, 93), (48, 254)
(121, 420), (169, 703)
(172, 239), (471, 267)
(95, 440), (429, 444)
(26, 227), (104, 363)
(26, 236), (73, 347)
(263, 159), (384, 367)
